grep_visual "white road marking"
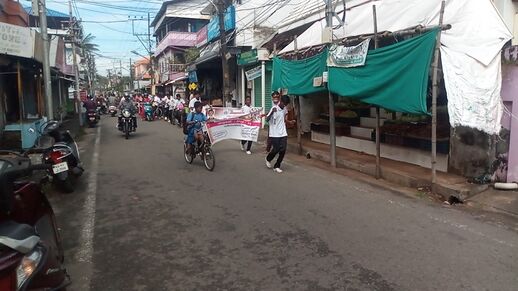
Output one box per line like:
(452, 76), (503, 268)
(75, 126), (100, 264)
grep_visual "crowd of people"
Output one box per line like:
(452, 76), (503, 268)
(88, 90), (295, 173)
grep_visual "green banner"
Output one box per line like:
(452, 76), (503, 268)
(329, 29), (438, 115)
(271, 50), (328, 95)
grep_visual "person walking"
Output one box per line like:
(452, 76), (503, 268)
(265, 95), (294, 173)
(265, 91), (281, 153)
(240, 97), (253, 155)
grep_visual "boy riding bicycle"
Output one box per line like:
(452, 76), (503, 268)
(185, 101), (208, 154)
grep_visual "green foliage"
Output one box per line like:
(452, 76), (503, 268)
(185, 48), (200, 63)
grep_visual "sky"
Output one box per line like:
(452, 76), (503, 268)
(41, 0), (164, 76)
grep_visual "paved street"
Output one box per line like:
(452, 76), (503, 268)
(49, 117), (518, 291)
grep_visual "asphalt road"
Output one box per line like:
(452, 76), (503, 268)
(49, 116), (518, 291)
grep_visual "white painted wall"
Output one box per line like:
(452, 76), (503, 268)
(491, 0), (517, 44)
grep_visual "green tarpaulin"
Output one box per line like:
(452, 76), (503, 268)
(329, 29), (438, 115)
(272, 50), (328, 95)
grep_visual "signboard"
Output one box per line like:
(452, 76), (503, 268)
(196, 25), (208, 48)
(245, 66), (262, 81)
(188, 71), (198, 83)
(0, 22), (33, 59)
(207, 5), (236, 42)
(238, 49), (258, 66)
(327, 38), (370, 68)
(188, 83), (198, 91)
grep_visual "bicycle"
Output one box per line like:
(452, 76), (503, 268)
(184, 122), (215, 171)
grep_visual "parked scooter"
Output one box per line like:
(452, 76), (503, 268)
(108, 105), (118, 117)
(39, 121), (84, 193)
(0, 156), (70, 290)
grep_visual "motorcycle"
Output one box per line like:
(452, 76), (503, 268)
(143, 102), (153, 121)
(108, 105), (118, 117)
(119, 109), (135, 139)
(39, 121), (84, 193)
(0, 156), (70, 290)
(86, 109), (98, 128)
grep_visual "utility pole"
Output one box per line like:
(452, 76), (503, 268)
(325, 0), (336, 167)
(217, 0), (231, 105)
(129, 58), (134, 91)
(147, 12), (155, 95)
(38, 0), (54, 120)
(68, 0), (82, 126)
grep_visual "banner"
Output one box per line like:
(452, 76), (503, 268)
(327, 38), (370, 68)
(204, 107), (263, 144)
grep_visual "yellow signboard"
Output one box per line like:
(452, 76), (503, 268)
(188, 83), (198, 91)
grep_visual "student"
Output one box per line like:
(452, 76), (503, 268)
(240, 97), (253, 155)
(265, 95), (294, 173)
(266, 91), (281, 152)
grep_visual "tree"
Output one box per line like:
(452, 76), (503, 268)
(80, 33), (99, 94)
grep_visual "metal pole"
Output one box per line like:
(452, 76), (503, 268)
(17, 61), (24, 123)
(69, 0), (82, 126)
(148, 12), (155, 95)
(241, 67), (245, 105)
(373, 5), (381, 179)
(58, 78), (63, 122)
(261, 61), (266, 128)
(432, 0), (446, 192)
(293, 36), (302, 155)
(326, 0), (336, 167)
(39, 0), (54, 120)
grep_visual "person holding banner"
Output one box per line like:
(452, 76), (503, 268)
(265, 95), (294, 173)
(240, 97), (253, 155)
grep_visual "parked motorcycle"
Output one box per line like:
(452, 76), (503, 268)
(0, 156), (70, 290)
(86, 109), (98, 128)
(119, 109), (135, 139)
(108, 105), (118, 117)
(39, 121), (84, 193)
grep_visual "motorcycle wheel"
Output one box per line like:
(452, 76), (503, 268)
(184, 144), (194, 164)
(125, 127), (129, 139)
(203, 147), (215, 171)
(56, 177), (74, 193)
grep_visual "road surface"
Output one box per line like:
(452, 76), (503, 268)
(49, 117), (518, 291)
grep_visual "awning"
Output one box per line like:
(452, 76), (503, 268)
(165, 76), (188, 85)
(277, 0), (511, 134)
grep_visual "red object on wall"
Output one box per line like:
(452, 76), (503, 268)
(0, 0), (29, 27)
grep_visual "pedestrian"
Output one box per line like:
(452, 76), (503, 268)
(189, 91), (201, 112)
(241, 97), (253, 155)
(266, 91), (281, 153)
(265, 95), (294, 173)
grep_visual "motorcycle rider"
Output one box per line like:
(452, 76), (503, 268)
(118, 93), (137, 131)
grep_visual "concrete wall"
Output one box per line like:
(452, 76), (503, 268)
(493, 0), (518, 45)
(501, 63), (518, 182)
(448, 127), (498, 179)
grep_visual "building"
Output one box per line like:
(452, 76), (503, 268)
(151, 0), (209, 97)
(133, 58), (152, 92)
(494, 0), (518, 183)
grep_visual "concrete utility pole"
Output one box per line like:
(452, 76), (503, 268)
(38, 0), (54, 120)
(147, 12), (155, 95)
(325, 0), (336, 168)
(69, 0), (82, 126)
(217, 0), (232, 105)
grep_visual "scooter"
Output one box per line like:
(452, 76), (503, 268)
(39, 121), (84, 193)
(143, 102), (153, 121)
(108, 105), (118, 117)
(86, 109), (98, 128)
(0, 156), (70, 290)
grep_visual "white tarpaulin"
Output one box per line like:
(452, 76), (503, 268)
(278, 0), (512, 134)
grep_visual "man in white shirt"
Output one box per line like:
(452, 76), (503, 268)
(189, 92), (201, 112)
(265, 95), (294, 173)
(240, 97), (253, 154)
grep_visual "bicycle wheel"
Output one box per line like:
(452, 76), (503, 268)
(184, 144), (194, 164)
(203, 146), (215, 171)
